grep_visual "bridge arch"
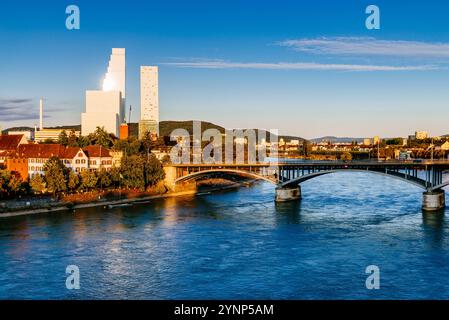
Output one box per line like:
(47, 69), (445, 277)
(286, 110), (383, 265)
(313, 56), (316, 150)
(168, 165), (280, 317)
(174, 169), (277, 185)
(280, 169), (428, 190)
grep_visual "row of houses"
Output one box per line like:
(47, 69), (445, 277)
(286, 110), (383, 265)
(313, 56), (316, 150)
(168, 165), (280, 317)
(0, 134), (122, 181)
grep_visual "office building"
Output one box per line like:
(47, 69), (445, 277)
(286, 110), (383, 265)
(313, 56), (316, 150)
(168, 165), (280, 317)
(139, 66), (159, 139)
(81, 48), (126, 137)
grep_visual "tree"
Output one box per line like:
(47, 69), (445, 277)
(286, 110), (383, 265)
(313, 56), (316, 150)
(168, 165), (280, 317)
(42, 138), (56, 144)
(385, 138), (403, 146)
(76, 135), (91, 148)
(8, 174), (23, 194)
(109, 167), (122, 188)
(58, 130), (69, 146)
(144, 154), (165, 187)
(161, 155), (171, 165)
(142, 131), (155, 159)
(97, 169), (111, 189)
(89, 127), (114, 148)
(120, 155), (146, 190)
(0, 170), (11, 195)
(113, 137), (142, 156)
(340, 152), (353, 161)
(43, 157), (68, 196)
(67, 130), (78, 147)
(30, 174), (46, 194)
(80, 170), (98, 191)
(68, 171), (80, 191)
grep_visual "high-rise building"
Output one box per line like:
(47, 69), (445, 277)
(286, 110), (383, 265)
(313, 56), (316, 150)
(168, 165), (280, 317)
(81, 48), (126, 137)
(81, 91), (122, 136)
(139, 66), (159, 139)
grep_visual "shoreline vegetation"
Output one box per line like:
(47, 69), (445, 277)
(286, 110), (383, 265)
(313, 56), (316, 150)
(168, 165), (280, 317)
(0, 178), (252, 218)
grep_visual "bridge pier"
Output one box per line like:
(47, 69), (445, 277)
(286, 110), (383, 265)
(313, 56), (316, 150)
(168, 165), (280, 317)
(275, 186), (301, 202)
(422, 189), (446, 212)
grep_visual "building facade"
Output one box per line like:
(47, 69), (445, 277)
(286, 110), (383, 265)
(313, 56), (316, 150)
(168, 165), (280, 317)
(81, 48), (126, 137)
(139, 66), (159, 138)
(0, 134), (28, 165)
(81, 90), (122, 136)
(83, 145), (113, 171)
(34, 129), (80, 143)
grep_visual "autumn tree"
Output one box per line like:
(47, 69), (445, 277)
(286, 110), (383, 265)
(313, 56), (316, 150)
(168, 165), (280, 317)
(80, 170), (98, 191)
(58, 130), (69, 146)
(43, 157), (68, 196)
(119, 155), (146, 190)
(120, 154), (165, 190)
(144, 154), (165, 187)
(97, 169), (111, 189)
(0, 170), (11, 196)
(67, 130), (78, 147)
(89, 127), (115, 148)
(30, 174), (46, 194)
(68, 170), (80, 191)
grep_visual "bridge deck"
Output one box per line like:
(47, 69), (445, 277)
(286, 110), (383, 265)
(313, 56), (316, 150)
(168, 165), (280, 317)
(168, 160), (449, 169)
(167, 161), (449, 191)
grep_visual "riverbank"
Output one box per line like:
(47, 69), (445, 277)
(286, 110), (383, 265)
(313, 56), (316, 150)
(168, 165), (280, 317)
(0, 179), (252, 218)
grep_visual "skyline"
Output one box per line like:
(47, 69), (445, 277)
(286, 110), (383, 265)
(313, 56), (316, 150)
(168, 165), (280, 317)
(1, 1), (449, 139)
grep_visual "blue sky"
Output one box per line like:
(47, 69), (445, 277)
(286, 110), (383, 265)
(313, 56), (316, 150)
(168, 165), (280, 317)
(1, 0), (449, 139)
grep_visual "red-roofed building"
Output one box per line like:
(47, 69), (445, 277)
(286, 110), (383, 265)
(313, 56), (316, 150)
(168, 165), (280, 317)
(5, 144), (89, 179)
(83, 145), (113, 171)
(0, 134), (28, 166)
(3, 143), (115, 179)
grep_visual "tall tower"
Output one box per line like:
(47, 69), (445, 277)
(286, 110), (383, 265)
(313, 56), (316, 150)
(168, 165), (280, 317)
(81, 48), (126, 137)
(102, 48), (126, 123)
(139, 66), (159, 139)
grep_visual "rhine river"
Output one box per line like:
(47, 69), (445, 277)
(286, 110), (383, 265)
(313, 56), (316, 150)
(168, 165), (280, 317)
(1, 172), (449, 299)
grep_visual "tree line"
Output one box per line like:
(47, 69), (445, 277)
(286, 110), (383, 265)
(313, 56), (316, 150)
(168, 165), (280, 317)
(1, 154), (165, 199)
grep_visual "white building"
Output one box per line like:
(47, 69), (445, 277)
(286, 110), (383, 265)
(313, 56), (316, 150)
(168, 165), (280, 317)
(82, 48), (126, 137)
(35, 129), (80, 143)
(415, 131), (429, 140)
(83, 145), (113, 171)
(139, 66), (159, 138)
(82, 91), (122, 136)
(22, 145), (88, 176)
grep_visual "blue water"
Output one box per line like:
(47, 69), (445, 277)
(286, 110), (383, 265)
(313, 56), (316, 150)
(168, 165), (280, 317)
(1, 172), (448, 299)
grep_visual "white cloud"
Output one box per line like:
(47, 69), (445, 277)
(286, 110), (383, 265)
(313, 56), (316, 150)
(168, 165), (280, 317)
(279, 37), (449, 58)
(164, 60), (436, 72)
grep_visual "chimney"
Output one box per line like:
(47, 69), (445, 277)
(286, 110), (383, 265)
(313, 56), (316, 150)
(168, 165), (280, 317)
(39, 98), (44, 130)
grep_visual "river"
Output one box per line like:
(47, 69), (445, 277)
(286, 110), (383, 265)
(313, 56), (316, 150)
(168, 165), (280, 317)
(1, 172), (448, 299)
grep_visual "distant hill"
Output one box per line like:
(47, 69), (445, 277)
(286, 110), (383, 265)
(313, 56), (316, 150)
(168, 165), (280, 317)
(2, 121), (306, 142)
(2, 125), (80, 135)
(159, 121), (305, 142)
(310, 136), (365, 143)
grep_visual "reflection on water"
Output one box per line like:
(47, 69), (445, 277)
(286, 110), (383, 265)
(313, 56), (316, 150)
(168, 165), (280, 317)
(0, 172), (448, 299)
